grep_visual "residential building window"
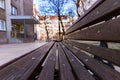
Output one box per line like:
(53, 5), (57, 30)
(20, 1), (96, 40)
(0, 20), (6, 31)
(0, 0), (5, 9)
(11, 5), (17, 15)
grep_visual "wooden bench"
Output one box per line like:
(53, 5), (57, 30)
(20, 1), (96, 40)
(0, 0), (120, 80)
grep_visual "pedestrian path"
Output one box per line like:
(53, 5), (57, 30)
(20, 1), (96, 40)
(0, 41), (47, 67)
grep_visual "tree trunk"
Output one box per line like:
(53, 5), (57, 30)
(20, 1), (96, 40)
(76, 0), (81, 17)
(58, 10), (65, 40)
(44, 16), (50, 41)
(59, 15), (65, 40)
(45, 25), (49, 40)
(57, 9), (61, 40)
(58, 20), (61, 39)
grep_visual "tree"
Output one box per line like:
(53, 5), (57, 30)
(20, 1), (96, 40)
(43, 16), (50, 41)
(38, 5), (50, 41)
(37, 0), (78, 40)
(48, 0), (67, 40)
(74, 0), (81, 17)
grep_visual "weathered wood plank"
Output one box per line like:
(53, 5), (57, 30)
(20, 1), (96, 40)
(21, 42), (54, 80)
(66, 0), (120, 34)
(63, 42), (120, 80)
(65, 17), (120, 42)
(60, 43), (95, 80)
(58, 43), (75, 80)
(0, 42), (54, 80)
(65, 40), (120, 66)
(37, 43), (57, 80)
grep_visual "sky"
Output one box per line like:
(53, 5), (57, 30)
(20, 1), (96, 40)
(33, 0), (77, 16)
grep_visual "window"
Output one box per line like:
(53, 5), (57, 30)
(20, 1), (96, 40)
(11, 6), (17, 15)
(0, 0), (5, 9)
(0, 20), (6, 31)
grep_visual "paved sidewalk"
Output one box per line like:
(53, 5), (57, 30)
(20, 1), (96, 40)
(0, 41), (47, 67)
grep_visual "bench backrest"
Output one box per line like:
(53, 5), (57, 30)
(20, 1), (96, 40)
(64, 0), (120, 68)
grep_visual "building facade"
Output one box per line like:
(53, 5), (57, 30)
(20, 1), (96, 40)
(36, 16), (72, 41)
(0, 0), (39, 44)
(0, 0), (7, 44)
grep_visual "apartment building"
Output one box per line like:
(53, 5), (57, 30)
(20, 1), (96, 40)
(0, 0), (7, 43)
(36, 16), (71, 41)
(0, 0), (39, 44)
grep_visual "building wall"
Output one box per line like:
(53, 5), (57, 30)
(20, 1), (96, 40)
(0, 1), (7, 43)
(23, 0), (33, 15)
(37, 16), (70, 41)
(26, 24), (34, 42)
(0, 31), (7, 44)
(11, 0), (23, 15)
(23, 0), (35, 42)
(23, 0), (34, 37)
(5, 0), (12, 43)
(0, 8), (6, 20)
(10, 0), (35, 43)
(0, 0), (35, 43)
(11, 0), (18, 7)
(11, 0), (33, 16)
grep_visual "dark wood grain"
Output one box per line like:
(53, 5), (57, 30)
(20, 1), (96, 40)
(66, 0), (120, 34)
(58, 43), (75, 80)
(37, 43), (57, 80)
(60, 43), (95, 80)
(63, 42), (120, 80)
(65, 40), (120, 66)
(65, 17), (120, 42)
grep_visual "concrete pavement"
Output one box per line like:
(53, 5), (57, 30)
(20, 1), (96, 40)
(0, 41), (47, 67)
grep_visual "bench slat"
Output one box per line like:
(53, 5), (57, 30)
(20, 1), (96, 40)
(67, 0), (103, 29)
(66, 0), (120, 34)
(58, 43), (75, 80)
(21, 42), (54, 80)
(65, 17), (120, 42)
(65, 40), (120, 66)
(60, 43), (95, 80)
(38, 43), (57, 80)
(0, 42), (54, 80)
(63, 42), (120, 80)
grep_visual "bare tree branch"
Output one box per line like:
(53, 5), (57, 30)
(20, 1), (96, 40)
(47, 0), (66, 40)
